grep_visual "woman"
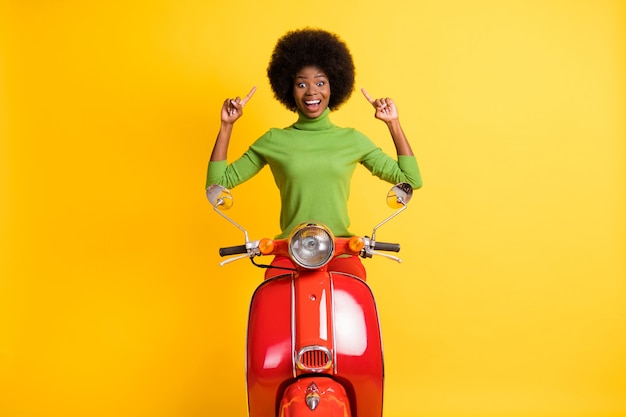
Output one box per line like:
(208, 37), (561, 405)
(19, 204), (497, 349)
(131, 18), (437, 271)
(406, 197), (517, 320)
(207, 28), (422, 279)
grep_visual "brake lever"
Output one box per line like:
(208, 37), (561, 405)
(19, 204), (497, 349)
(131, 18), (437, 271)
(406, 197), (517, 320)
(219, 253), (253, 267)
(360, 244), (403, 263)
(370, 250), (402, 263)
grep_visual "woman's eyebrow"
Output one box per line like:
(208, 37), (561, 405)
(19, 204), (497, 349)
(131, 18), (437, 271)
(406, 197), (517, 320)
(295, 74), (327, 79)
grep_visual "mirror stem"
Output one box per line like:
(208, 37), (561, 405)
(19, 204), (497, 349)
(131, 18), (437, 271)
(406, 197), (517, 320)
(213, 200), (250, 243)
(371, 200), (407, 242)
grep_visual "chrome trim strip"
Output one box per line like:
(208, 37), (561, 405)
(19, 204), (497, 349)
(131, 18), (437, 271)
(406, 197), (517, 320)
(330, 273), (338, 374)
(290, 276), (296, 378)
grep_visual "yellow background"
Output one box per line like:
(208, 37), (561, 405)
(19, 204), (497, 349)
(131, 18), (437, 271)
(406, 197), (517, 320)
(1, 0), (625, 416)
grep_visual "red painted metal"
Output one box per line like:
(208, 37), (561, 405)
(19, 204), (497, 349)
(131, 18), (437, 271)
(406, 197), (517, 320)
(246, 237), (384, 417)
(278, 377), (351, 417)
(247, 274), (294, 417)
(331, 272), (384, 417)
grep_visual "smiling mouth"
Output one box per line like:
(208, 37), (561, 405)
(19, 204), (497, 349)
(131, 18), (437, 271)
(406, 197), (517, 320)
(305, 100), (321, 109)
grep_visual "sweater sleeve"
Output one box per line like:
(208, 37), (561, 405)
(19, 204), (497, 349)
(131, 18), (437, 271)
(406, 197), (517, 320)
(205, 138), (268, 189)
(360, 147), (423, 190)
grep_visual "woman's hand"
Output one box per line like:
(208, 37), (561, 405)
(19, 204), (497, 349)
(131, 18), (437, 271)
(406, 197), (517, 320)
(361, 88), (398, 123)
(361, 88), (413, 156)
(211, 86), (257, 162)
(221, 86), (257, 124)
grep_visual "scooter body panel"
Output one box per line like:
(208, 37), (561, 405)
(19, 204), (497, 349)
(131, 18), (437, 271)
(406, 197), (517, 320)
(247, 273), (295, 417)
(247, 270), (383, 417)
(331, 272), (384, 417)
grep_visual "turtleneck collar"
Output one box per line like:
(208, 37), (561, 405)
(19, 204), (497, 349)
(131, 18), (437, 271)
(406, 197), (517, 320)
(292, 108), (334, 131)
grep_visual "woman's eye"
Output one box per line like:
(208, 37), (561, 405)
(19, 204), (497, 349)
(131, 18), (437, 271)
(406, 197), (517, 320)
(316, 81), (325, 87)
(297, 83), (306, 88)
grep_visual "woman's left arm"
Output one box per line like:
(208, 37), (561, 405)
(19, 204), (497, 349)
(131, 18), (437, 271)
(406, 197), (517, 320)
(361, 88), (414, 156)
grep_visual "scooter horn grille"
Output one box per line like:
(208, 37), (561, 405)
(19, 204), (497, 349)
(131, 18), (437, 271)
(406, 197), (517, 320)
(297, 346), (332, 371)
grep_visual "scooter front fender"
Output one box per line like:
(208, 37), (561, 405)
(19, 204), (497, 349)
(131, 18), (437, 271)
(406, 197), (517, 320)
(246, 271), (384, 417)
(279, 377), (351, 417)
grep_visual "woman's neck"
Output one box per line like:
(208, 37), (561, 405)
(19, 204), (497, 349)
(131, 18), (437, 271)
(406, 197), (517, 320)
(293, 108), (333, 131)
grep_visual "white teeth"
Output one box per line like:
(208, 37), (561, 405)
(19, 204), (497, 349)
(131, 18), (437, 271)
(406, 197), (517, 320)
(305, 100), (321, 105)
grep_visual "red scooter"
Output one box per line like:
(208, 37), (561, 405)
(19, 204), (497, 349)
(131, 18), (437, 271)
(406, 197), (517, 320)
(206, 183), (413, 417)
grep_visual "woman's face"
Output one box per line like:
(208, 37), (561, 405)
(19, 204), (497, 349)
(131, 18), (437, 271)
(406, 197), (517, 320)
(292, 66), (330, 118)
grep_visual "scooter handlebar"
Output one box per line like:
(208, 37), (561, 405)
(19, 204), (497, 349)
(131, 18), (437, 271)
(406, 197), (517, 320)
(219, 244), (248, 257)
(372, 241), (401, 252)
(218, 239), (399, 260)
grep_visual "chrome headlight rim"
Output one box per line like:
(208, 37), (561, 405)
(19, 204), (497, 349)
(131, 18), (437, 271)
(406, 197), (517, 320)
(288, 223), (335, 269)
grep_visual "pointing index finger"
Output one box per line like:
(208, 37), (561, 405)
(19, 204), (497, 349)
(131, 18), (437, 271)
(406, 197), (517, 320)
(361, 87), (375, 104)
(241, 86), (257, 105)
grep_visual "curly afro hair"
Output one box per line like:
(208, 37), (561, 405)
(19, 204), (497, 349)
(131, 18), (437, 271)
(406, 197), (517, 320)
(267, 28), (355, 112)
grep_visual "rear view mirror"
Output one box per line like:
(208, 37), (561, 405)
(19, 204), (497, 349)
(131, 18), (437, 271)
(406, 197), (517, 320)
(386, 183), (413, 209)
(206, 185), (233, 211)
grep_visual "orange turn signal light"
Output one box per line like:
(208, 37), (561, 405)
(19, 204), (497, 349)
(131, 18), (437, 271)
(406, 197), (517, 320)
(348, 236), (364, 252)
(259, 238), (275, 255)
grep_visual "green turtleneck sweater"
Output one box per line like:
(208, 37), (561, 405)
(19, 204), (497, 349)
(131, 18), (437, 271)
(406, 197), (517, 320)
(207, 108), (422, 238)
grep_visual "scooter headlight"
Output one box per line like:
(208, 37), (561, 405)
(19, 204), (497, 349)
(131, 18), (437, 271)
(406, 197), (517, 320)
(288, 223), (335, 269)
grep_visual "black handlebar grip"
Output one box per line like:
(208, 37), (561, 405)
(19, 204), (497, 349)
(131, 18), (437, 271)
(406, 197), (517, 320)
(219, 245), (248, 257)
(373, 241), (401, 252)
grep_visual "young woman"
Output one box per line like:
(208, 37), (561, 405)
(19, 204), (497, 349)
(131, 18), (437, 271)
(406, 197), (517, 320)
(207, 28), (422, 279)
